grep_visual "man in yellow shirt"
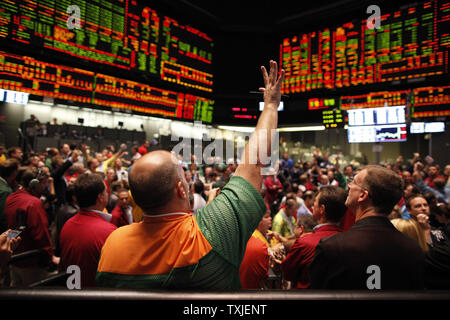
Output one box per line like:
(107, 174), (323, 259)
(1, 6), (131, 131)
(272, 199), (299, 240)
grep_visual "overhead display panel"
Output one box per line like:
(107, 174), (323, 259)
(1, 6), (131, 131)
(280, 0), (449, 94)
(412, 85), (450, 117)
(0, 0), (213, 93)
(0, 50), (214, 123)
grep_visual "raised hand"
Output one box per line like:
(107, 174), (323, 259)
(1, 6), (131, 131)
(259, 60), (285, 108)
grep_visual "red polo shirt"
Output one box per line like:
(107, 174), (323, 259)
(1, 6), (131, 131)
(138, 145), (148, 156)
(281, 224), (342, 289)
(239, 234), (270, 289)
(59, 209), (117, 288)
(5, 188), (53, 267)
(264, 177), (282, 204)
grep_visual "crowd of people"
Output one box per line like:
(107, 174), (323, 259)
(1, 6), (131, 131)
(0, 61), (448, 290)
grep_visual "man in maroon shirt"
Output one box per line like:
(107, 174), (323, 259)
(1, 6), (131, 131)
(5, 167), (59, 286)
(111, 189), (133, 228)
(59, 174), (117, 288)
(281, 185), (347, 289)
(263, 172), (282, 205)
(424, 165), (445, 189)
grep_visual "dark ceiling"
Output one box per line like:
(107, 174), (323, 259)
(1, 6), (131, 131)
(156, 0), (415, 34)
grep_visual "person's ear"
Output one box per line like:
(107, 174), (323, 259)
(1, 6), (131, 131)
(176, 181), (187, 199)
(299, 225), (304, 235)
(358, 189), (370, 203)
(97, 193), (103, 204)
(320, 204), (326, 217)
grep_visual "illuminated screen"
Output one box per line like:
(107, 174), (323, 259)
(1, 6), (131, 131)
(348, 106), (405, 126)
(0, 51), (214, 123)
(0, 0), (213, 93)
(280, 0), (449, 94)
(424, 121), (445, 132)
(410, 122), (425, 133)
(0, 89), (29, 104)
(410, 121), (446, 133)
(348, 124), (407, 143)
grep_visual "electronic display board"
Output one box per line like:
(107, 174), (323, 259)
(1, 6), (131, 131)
(347, 105), (406, 126)
(280, 0), (449, 94)
(0, 88), (29, 104)
(322, 109), (345, 128)
(348, 124), (407, 143)
(0, 50), (214, 122)
(410, 121), (446, 132)
(425, 121), (446, 132)
(0, 0), (213, 93)
(341, 90), (411, 110)
(412, 86), (450, 117)
(308, 97), (338, 110)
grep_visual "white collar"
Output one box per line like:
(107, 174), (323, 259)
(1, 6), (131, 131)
(89, 209), (112, 222)
(313, 222), (339, 231)
(144, 212), (189, 218)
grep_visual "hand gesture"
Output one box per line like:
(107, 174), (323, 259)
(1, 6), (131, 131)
(267, 231), (286, 243)
(207, 187), (220, 204)
(259, 60), (285, 109)
(416, 213), (431, 231)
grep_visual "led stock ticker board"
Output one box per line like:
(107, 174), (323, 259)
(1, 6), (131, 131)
(412, 86), (450, 117)
(0, 0), (213, 93)
(322, 110), (345, 128)
(0, 51), (214, 123)
(280, 0), (449, 94)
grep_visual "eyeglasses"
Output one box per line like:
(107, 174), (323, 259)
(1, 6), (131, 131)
(348, 179), (370, 196)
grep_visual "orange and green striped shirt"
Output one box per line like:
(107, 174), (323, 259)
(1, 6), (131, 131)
(96, 176), (266, 289)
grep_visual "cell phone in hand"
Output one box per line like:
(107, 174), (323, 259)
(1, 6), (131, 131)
(7, 230), (22, 239)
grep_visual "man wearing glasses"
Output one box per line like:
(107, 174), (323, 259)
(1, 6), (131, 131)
(310, 165), (425, 289)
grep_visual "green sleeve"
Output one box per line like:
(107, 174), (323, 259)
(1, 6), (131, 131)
(335, 172), (347, 190)
(196, 176), (266, 268)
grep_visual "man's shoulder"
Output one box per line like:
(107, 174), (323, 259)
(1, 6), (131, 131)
(103, 223), (134, 242)
(316, 227), (349, 248)
(247, 234), (269, 251)
(64, 212), (117, 232)
(0, 180), (11, 192)
(272, 212), (284, 222)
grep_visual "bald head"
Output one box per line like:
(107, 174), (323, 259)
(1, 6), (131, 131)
(129, 151), (181, 211)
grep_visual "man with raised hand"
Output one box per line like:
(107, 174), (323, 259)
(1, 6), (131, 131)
(96, 61), (284, 289)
